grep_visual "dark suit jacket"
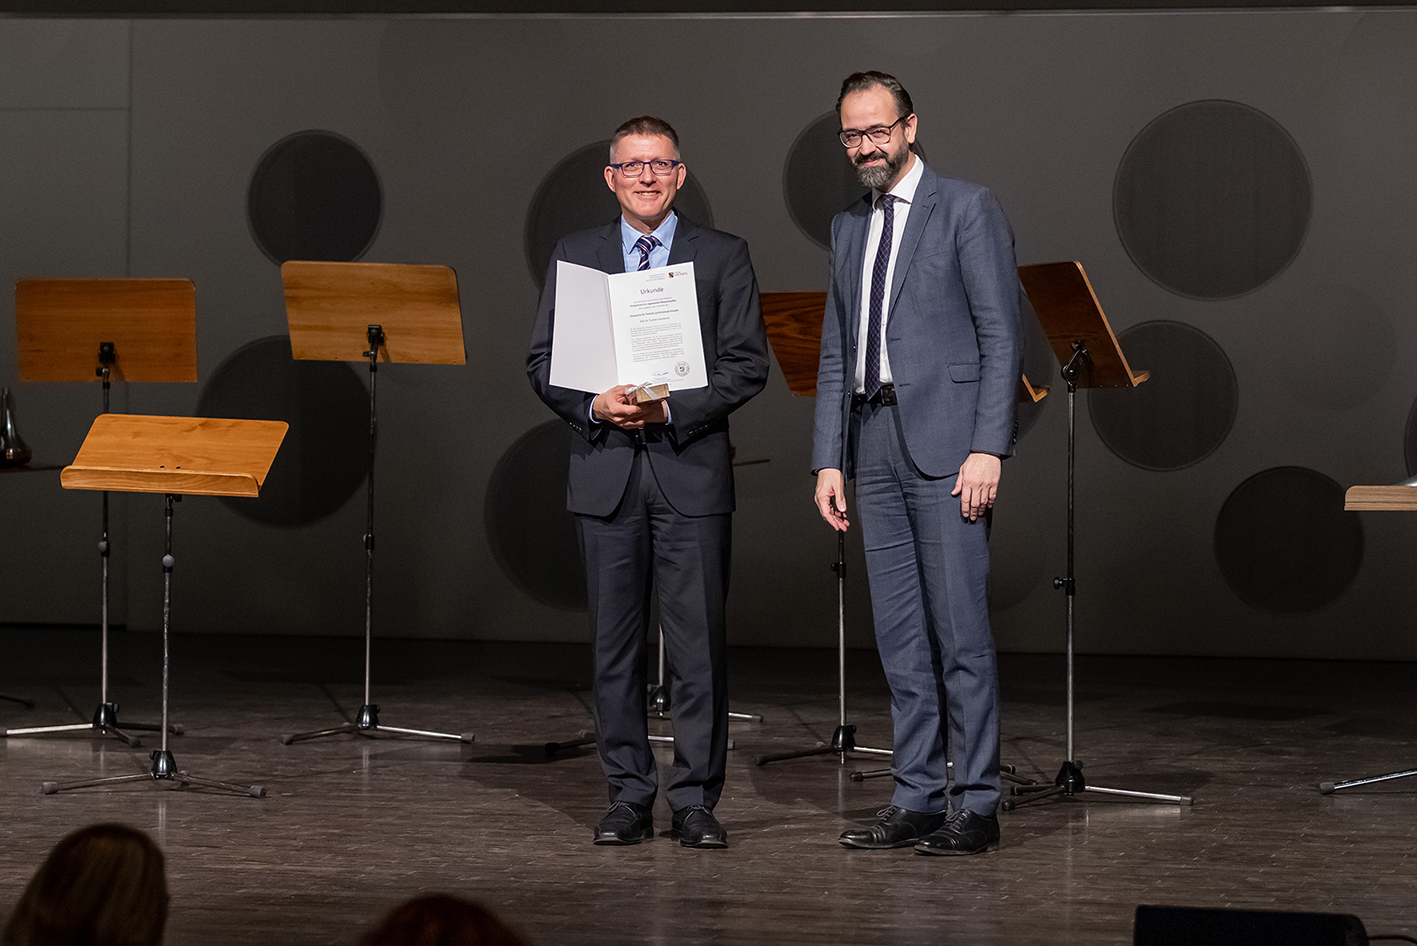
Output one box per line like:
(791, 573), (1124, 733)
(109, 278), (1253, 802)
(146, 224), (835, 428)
(812, 164), (1022, 479)
(528, 215), (769, 518)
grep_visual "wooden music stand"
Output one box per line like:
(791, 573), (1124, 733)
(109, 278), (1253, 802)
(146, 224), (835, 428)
(277, 260), (473, 747)
(1315, 485), (1417, 795)
(41, 414), (286, 797)
(7, 278), (196, 748)
(1006, 261), (1192, 810)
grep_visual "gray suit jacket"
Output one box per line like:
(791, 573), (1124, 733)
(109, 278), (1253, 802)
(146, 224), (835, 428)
(528, 215), (769, 517)
(812, 164), (1022, 479)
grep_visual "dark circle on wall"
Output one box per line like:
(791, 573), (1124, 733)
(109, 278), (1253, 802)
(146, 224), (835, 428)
(196, 335), (369, 527)
(524, 140), (714, 287)
(782, 112), (926, 250)
(485, 420), (586, 610)
(1114, 100), (1311, 299)
(247, 130), (383, 265)
(1214, 467), (1362, 615)
(1088, 321), (1237, 471)
(1403, 397), (1417, 478)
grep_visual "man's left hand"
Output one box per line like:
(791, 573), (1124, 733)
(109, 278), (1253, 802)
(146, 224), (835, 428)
(951, 452), (1002, 521)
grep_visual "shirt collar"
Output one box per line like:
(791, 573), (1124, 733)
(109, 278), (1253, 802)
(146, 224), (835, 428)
(621, 211), (678, 254)
(872, 154), (925, 208)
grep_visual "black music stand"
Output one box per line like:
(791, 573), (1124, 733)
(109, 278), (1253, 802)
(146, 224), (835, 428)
(6, 278), (196, 747)
(41, 413), (285, 796)
(1005, 261), (1191, 810)
(276, 261), (473, 746)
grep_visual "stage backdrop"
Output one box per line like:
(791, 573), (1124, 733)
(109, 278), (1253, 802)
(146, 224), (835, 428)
(4, 12), (1417, 660)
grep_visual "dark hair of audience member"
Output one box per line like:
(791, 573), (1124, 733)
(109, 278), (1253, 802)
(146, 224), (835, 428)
(360, 895), (530, 946)
(2, 822), (169, 946)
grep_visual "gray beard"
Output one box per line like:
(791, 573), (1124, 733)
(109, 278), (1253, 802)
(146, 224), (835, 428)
(855, 149), (905, 190)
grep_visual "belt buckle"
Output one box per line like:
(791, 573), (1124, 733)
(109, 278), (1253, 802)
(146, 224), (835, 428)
(876, 384), (897, 407)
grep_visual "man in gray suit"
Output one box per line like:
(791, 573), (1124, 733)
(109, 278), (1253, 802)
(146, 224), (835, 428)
(528, 116), (768, 849)
(812, 72), (1022, 855)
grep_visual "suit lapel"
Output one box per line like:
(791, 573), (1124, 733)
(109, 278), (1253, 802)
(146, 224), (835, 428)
(667, 213), (698, 266)
(597, 219), (625, 275)
(840, 196), (872, 337)
(888, 163), (937, 312)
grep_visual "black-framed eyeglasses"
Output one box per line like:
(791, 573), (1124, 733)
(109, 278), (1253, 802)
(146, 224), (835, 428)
(838, 116), (907, 149)
(609, 159), (683, 178)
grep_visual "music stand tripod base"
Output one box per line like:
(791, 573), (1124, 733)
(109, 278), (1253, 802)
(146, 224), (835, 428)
(280, 703), (474, 745)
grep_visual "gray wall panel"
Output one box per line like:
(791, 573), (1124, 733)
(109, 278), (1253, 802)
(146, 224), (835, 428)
(1, 105), (131, 625)
(0, 20), (128, 108)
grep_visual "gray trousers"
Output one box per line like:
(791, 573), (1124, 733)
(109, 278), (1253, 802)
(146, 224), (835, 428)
(576, 449), (731, 812)
(854, 399), (1002, 816)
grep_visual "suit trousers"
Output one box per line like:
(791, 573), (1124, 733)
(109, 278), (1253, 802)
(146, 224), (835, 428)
(854, 399), (1002, 816)
(575, 447), (731, 812)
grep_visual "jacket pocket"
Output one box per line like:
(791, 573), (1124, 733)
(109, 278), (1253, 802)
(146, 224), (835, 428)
(948, 362), (980, 382)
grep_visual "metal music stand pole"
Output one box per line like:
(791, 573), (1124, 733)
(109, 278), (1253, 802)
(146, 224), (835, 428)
(755, 532), (892, 766)
(1005, 261), (1191, 810)
(276, 261), (473, 747)
(1318, 484), (1417, 795)
(40, 414), (286, 796)
(7, 279), (197, 747)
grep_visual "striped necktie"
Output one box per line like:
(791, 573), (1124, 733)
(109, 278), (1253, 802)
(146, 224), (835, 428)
(633, 234), (661, 271)
(864, 194), (897, 401)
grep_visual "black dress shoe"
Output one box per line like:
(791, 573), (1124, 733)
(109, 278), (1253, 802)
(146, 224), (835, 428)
(593, 801), (654, 845)
(839, 806), (948, 849)
(670, 805), (728, 848)
(914, 809), (1000, 856)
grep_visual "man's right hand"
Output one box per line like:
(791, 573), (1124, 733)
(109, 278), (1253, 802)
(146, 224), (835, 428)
(592, 385), (666, 430)
(814, 468), (850, 532)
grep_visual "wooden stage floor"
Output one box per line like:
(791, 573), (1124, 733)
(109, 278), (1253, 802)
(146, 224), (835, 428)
(1, 626), (1415, 945)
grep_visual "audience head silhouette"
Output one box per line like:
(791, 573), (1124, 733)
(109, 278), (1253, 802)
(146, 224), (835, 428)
(360, 895), (529, 946)
(2, 822), (169, 946)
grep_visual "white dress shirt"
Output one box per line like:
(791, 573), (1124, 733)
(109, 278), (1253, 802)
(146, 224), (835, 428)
(854, 154), (925, 394)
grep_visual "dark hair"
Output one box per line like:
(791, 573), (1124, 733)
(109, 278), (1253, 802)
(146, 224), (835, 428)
(836, 71), (915, 120)
(609, 116), (681, 162)
(360, 895), (530, 946)
(2, 823), (169, 946)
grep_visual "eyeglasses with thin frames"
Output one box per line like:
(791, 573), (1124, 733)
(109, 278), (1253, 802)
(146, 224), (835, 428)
(609, 159), (683, 178)
(838, 116), (907, 149)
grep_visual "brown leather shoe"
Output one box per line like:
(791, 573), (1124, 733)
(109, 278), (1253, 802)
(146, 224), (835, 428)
(914, 809), (1000, 856)
(839, 806), (949, 849)
(593, 801), (654, 845)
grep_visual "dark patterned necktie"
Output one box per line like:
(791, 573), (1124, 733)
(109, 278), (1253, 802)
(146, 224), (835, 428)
(633, 234), (661, 271)
(864, 194), (897, 401)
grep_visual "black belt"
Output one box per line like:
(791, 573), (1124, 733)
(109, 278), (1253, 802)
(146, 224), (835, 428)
(853, 383), (897, 409)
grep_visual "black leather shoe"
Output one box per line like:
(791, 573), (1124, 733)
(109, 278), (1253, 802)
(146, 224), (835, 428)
(839, 806), (948, 849)
(914, 809), (1000, 856)
(593, 801), (653, 845)
(670, 805), (728, 848)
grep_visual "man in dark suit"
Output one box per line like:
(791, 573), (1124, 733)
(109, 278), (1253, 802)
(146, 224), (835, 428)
(812, 72), (1023, 855)
(528, 116), (768, 849)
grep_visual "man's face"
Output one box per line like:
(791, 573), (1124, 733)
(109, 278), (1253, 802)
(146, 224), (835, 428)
(605, 133), (687, 234)
(839, 86), (917, 192)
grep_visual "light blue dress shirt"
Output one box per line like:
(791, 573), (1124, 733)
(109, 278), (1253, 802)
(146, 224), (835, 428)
(620, 212), (677, 272)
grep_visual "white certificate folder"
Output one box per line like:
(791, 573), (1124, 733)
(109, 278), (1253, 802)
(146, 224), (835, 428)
(549, 260), (708, 394)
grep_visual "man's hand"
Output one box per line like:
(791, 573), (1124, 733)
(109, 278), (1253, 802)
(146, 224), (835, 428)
(592, 385), (667, 430)
(814, 468), (850, 532)
(951, 452), (1001, 521)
